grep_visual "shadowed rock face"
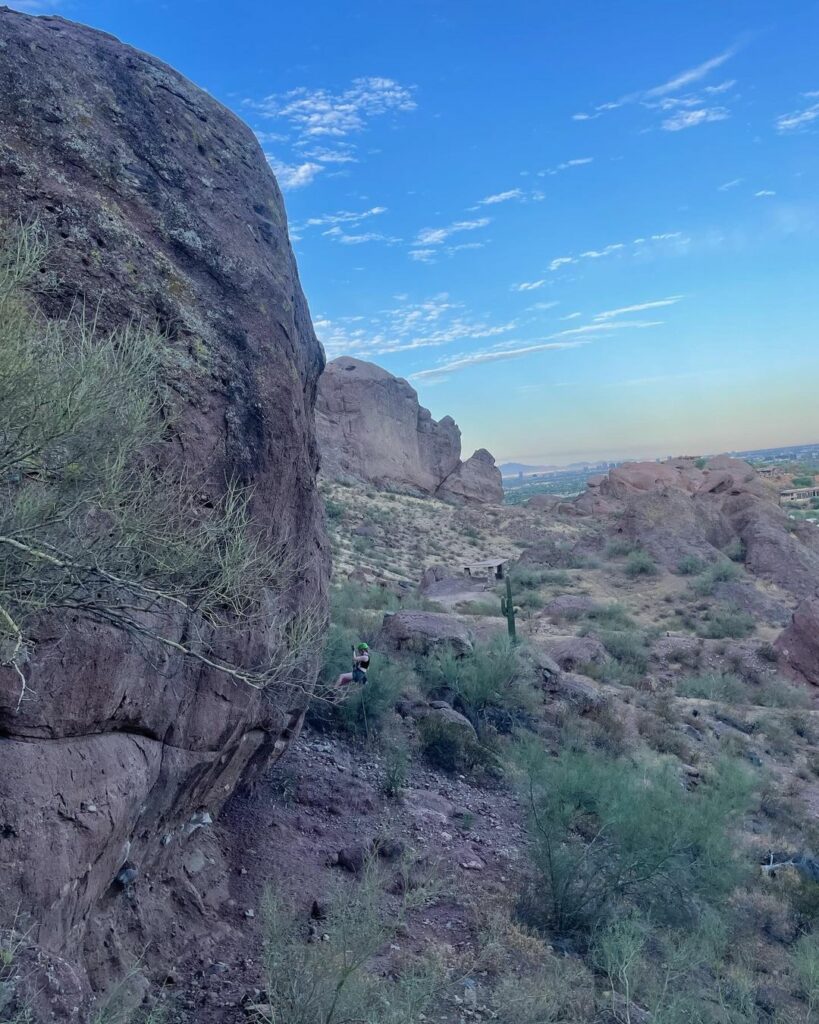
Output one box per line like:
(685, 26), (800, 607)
(316, 356), (502, 504)
(0, 6), (327, 968)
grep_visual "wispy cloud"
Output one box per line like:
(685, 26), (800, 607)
(322, 226), (400, 245)
(549, 319), (664, 340)
(294, 207), (388, 234)
(414, 218), (490, 247)
(776, 95), (819, 133)
(247, 77), (416, 137)
(512, 279), (546, 292)
(248, 76), (415, 188)
(477, 189), (524, 205)
(265, 157), (323, 190)
(548, 232), (688, 272)
(755, 189), (776, 197)
(538, 157), (594, 176)
(592, 296), (682, 320)
(661, 107), (730, 131)
(573, 45), (739, 130)
(719, 178), (743, 191)
(560, 312), (582, 321)
(408, 219), (491, 261)
(411, 340), (587, 381)
(643, 48), (738, 100)
(314, 294), (516, 359)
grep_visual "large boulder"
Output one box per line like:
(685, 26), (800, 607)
(776, 598), (819, 685)
(437, 448), (504, 505)
(378, 610), (474, 657)
(316, 357), (502, 504)
(0, 4), (327, 985)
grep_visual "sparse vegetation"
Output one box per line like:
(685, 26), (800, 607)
(516, 741), (754, 934)
(623, 549), (658, 577)
(677, 554), (706, 575)
(260, 863), (446, 1024)
(697, 604), (755, 639)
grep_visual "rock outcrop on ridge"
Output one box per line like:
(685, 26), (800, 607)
(0, 5), (328, 996)
(316, 356), (503, 504)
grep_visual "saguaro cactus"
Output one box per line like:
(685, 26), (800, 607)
(501, 574), (517, 640)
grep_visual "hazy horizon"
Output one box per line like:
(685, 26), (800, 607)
(11, 0), (819, 464)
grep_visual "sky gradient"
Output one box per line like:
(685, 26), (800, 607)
(9, 0), (819, 464)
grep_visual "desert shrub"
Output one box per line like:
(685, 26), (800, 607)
(697, 605), (754, 639)
(693, 560), (742, 595)
(793, 933), (819, 1017)
(694, 457), (708, 469)
(606, 538), (637, 558)
(583, 602), (635, 630)
(324, 496), (345, 522)
(624, 550), (658, 577)
(793, 475), (815, 488)
(598, 630), (649, 684)
(636, 713), (692, 760)
(416, 637), (538, 735)
(489, 959), (595, 1023)
(0, 227), (313, 696)
(515, 741), (753, 934)
(756, 676), (812, 709)
(677, 555), (706, 575)
(677, 672), (746, 703)
(381, 743), (410, 799)
(261, 864), (445, 1024)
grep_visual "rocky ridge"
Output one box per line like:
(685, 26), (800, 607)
(316, 356), (503, 504)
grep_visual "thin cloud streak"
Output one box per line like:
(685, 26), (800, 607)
(411, 340), (587, 380)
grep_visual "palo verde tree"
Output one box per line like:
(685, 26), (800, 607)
(0, 226), (323, 710)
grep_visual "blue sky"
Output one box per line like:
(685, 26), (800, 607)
(11, 0), (819, 464)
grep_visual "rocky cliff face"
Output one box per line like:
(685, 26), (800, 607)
(0, 5), (327, 990)
(316, 356), (502, 504)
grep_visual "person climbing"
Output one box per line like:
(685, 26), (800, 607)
(336, 642), (370, 689)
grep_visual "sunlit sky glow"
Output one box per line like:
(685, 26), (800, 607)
(9, 0), (819, 464)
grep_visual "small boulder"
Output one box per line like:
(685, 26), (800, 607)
(542, 595), (600, 621)
(534, 635), (607, 672)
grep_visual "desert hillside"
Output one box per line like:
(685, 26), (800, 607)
(2, 9), (819, 1024)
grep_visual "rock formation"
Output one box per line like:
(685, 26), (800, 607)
(0, 5), (327, 999)
(573, 457), (819, 598)
(316, 356), (502, 504)
(776, 598), (819, 685)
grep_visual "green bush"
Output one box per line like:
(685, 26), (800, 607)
(677, 555), (706, 576)
(792, 475), (815, 488)
(606, 538), (637, 558)
(624, 550), (658, 577)
(583, 602), (635, 630)
(692, 560), (742, 596)
(697, 605), (754, 639)
(381, 743), (410, 798)
(677, 672), (746, 702)
(516, 742), (753, 934)
(598, 630), (649, 685)
(416, 637), (538, 735)
(324, 496), (345, 521)
(261, 864), (445, 1024)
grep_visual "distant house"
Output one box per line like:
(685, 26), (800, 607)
(780, 486), (819, 502)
